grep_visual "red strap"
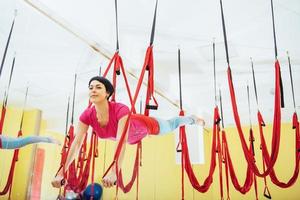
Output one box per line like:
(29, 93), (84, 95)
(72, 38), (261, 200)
(0, 130), (22, 195)
(103, 52), (135, 113)
(103, 45), (160, 193)
(0, 106), (7, 148)
(217, 126), (224, 199)
(179, 110), (185, 200)
(222, 131), (230, 199)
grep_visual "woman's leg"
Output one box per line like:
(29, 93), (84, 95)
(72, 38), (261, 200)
(0, 135), (59, 149)
(155, 116), (196, 135)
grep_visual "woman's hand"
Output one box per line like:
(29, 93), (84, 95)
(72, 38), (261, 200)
(102, 170), (117, 188)
(51, 167), (66, 188)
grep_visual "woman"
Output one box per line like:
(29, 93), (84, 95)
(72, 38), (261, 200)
(0, 135), (60, 149)
(52, 76), (205, 188)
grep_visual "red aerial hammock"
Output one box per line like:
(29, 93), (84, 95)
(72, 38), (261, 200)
(0, 58), (26, 197)
(252, 1), (299, 184)
(219, 0), (282, 177)
(58, 74), (97, 195)
(101, 0), (140, 197)
(102, 0), (159, 195)
(265, 52), (300, 188)
(219, 88), (255, 197)
(0, 88), (28, 198)
(250, 58), (272, 199)
(0, 11), (16, 79)
(246, 84), (259, 199)
(175, 48), (218, 200)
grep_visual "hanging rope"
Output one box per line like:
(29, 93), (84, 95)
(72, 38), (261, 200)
(270, 0), (284, 108)
(114, 0), (120, 52)
(0, 54), (16, 148)
(175, 48), (185, 200)
(0, 11), (16, 79)
(287, 52), (296, 113)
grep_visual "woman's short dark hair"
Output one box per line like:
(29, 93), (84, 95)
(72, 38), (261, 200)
(89, 76), (114, 99)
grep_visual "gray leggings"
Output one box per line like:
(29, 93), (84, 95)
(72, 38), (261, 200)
(155, 116), (195, 135)
(0, 135), (54, 149)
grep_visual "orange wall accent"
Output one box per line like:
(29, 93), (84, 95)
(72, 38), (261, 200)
(30, 148), (45, 200)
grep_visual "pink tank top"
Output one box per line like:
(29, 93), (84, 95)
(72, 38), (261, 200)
(79, 102), (153, 144)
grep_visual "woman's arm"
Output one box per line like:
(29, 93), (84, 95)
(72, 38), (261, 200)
(51, 121), (88, 188)
(102, 114), (129, 188)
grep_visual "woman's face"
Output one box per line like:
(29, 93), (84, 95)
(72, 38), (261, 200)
(89, 80), (109, 103)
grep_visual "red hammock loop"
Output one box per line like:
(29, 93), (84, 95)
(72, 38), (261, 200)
(178, 106), (219, 194)
(266, 112), (300, 188)
(222, 130), (254, 194)
(226, 60), (283, 178)
(0, 130), (22, 197)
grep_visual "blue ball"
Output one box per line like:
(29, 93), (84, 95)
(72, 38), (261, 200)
(83, 183), (103, 200)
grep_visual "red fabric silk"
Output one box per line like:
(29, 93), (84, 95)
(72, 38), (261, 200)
(226, 61), (282, 177)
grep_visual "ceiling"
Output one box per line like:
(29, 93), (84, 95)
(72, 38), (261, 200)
(0, 0), (299, 133)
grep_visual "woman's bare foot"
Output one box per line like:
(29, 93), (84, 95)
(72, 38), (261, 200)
(48, 137), (61, 145)
(191, 115), (205, 126)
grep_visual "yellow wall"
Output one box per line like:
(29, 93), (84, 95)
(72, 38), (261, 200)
(2, 105), (300, 200)
(38, 125), (66, 200)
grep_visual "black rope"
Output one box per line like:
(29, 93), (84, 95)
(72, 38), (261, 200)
(250, 58), (259, 109)
(65, 95), (70, 136)
(270, 0), (278, 58)
(270, 0), (284, 108)
(71, 74), (77, 124)
(247, 84), (256, 156)
(279, 69), (285, 108)
(114, 0), (119, 51)
(213, 41), (217, 106)
(4, 55), (16, 107)
(219, 0), (230, 66)
(0, 13), (16, 79)
(19, 86), (29, 130)
(246, 84), (252, 128)
(219, 89), (225, 129)
(139, 98), (143, 114)
(149, 0), (158, 46)
(287, 52), (296, 112)
(99, 64), (102, 76)
(178, 48), (183, 110)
